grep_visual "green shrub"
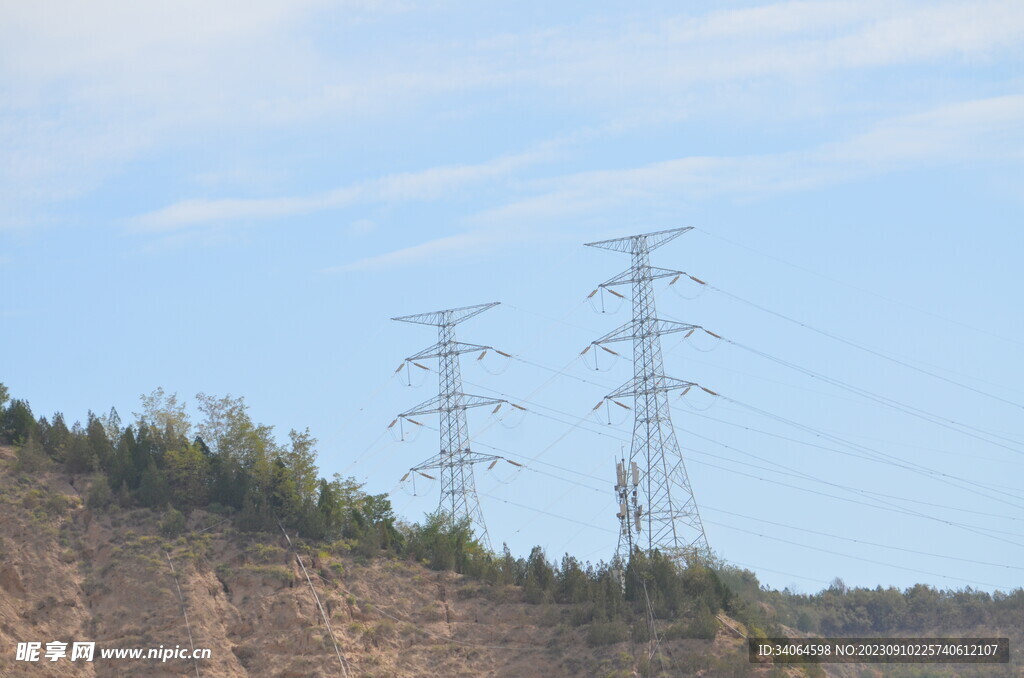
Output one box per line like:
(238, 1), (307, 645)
(87, 477), (113, 509)
(160, 508), (186, 537)
(586, 620), (629, 647)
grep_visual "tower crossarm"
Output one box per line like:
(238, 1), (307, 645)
(392, 302), (500, 327)
(400, 393), (506, 418)
(405, 341), (491, 362)
(606, 376), (698, 400)
(585, 227), (693, 254)
(411, 450), (503, 472)
(592, 319), (701, 345)
(599, 266), (687, 288)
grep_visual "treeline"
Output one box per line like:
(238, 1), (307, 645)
(403, 513), (757, 644)
(5, 382), (1020, 648)
(0, 382), (745, 643)
(767, 579), (1024, 636)
(0, 384), (397, 548)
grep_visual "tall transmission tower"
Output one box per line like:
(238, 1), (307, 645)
(394, 303), (504, 549)
(586, 227), (710, 562)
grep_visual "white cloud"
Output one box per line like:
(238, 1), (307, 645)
(4, 0), (1023, 230)
(323, 228), (521, 272)
(475, 95), (1024, 222)
(129, 149), (549, 231)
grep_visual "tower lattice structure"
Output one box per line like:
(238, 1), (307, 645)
(394, 303), (504, 548)
(586, 228), (710, 561)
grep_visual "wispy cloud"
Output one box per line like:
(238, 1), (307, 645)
(129, 150), (547, 232)
(4, 1), (1023, 230)
(322, 229), (519, 272)
(475, 95), (1024, 223)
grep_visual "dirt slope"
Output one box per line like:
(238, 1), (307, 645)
(0, 446), (861, 677)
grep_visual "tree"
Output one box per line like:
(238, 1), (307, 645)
(406, 511), (483, 573)
(524, 546), (555, 603)
(65, 431), (95, 473)
(136, 462), (172, 508)
(0, 382), (9, 409)
(283, 428), (319, 504)
(164, 443), (210, 507)
(99, 407), (122, 444)
(15, 430), (48, 472)
(87, 476), (113, 509)
(2, 399), (37, 445)
(40, 412), (70, 460)
(86, 412), (113, 471)
(135, 387), (191, 440)
(195, 393), (249, 457)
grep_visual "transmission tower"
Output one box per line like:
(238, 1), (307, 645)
(394, 302), (504, 549)
(586, 227), (710, 562)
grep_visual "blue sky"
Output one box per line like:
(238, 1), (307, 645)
(2, 0), (1024, 593)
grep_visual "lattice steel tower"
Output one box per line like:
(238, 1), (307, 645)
(587, 228), (710, 561)
(394, 303), (504, 548)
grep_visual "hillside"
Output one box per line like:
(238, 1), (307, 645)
(3, 444), (1020, 678)
(0, 444), (776, 677)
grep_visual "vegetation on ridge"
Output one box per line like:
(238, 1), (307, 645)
(2, 380), (1023, 675)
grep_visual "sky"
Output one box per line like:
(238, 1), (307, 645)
(2, 0), (1024, 594)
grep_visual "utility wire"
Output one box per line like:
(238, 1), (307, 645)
(706, 520), (1014, 590)
(706, 281), (1024, 411)
(701, 505), (1024, 572)
(447, 362), (1024, 520)
(723, 334), (1024, 454)
(163, 550), (201, 678)
(695, 227), (1024, 350)
(277, 520), (350, 678)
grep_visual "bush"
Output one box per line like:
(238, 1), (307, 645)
(43, 493), (71, 516)
(87, 477), (113, 509)
(15, 433), (49, 473)
(160, 508), (186, 537)
(686, 605), (719, 640)
(586, 620), (629, 647)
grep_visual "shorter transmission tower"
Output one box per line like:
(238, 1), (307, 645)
(394, 303), (504, 548)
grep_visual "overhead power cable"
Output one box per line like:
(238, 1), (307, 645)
(419, 344), (1024, 531)
(706, 519), (1014, 590)
(695, 227), (1024, 350)
(277, 520), (350, 678)
(450, 355), (1024, 516)
(683, 455), (1024, 548)
(679, 417), (1023, 523)
(720, 392), (1024, 507)
(702, 505), (1024, 572)
(163, 550), (201, 678)
(704, 281), (1024, 411)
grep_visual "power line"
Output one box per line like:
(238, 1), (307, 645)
(694, 227), (1024, 351)
(706, 281), (1024, 411)
(702, 505), (1024, 572)
(706, 520), (1015, 590)
(277, 520), (351, 678)
(163, 550), (201, 678)
(720, 331), (1024, 456)
(683, 455), (1024, 547)
(443, 352), (1024, 523)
